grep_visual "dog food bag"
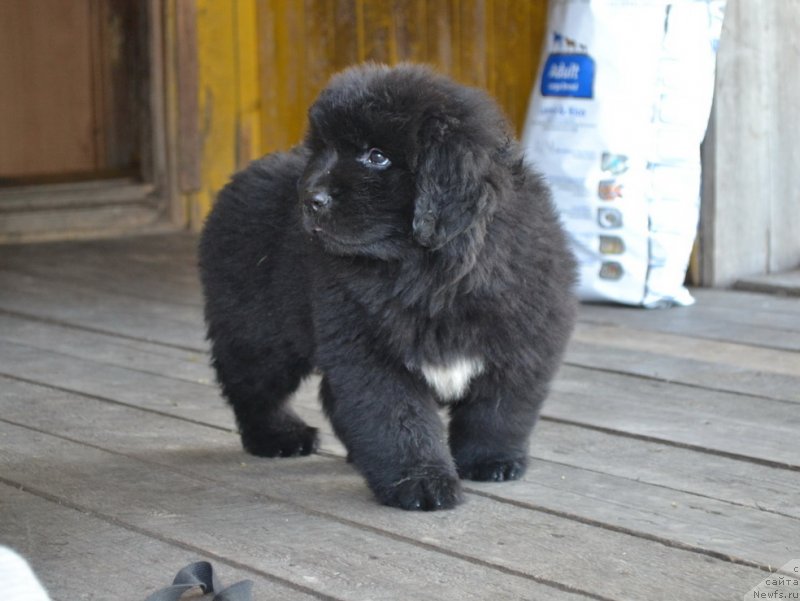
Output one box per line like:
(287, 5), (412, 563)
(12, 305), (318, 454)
(522, 0), (726, 307)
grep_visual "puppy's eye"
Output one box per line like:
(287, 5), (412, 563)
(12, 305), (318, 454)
(363, 148), (391, 168)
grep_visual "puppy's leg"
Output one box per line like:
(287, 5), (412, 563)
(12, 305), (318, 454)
(448, 375), (545, 482)
(210, 342), (318, 458)
(320, 369), (462, 511)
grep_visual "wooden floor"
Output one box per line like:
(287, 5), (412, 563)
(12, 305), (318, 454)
(0, 233), (798, 601)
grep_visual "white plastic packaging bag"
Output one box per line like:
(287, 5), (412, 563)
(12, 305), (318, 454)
(522, 0), (726, 307)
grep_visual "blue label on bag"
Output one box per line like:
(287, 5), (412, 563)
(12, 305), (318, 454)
(541, 53), (595, 99)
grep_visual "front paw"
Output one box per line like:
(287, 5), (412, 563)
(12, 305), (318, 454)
(375, 468), (463, 511)
(457, 457), (527, 482)
(240, 425), (319, 458)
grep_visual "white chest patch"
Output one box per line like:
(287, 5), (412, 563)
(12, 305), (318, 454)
(420, 357), (485, 402)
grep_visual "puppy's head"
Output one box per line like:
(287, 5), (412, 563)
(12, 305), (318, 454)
(299, 64), (512, 258)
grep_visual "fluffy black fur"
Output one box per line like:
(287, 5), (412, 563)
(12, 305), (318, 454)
(199, 64), (577, 511)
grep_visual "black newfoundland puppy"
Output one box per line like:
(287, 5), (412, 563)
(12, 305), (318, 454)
(199, 64), (576, 511)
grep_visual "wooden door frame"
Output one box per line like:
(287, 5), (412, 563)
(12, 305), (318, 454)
(0, 0), (185, 244)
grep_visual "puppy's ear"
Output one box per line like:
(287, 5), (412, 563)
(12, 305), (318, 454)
(412, 118), (497, 249)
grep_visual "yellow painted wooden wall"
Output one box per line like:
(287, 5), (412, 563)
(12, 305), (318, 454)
(257, 0), (548, 153)
(189, 0), (547, 226)
(185, 0), (262, 228)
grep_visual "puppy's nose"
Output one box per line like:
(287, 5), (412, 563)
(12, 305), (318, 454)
(307, 190), (332, 212)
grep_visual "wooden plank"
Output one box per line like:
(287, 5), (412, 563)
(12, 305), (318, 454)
(257, 0), (308, 155)
(545, 365), (800, 469)
(0, 420), (592, 601)
(426, 1), (454, 74)
(235, 0), (263, 171)
(0, 484), (318, 601)
(193, 0), (239, 226)
(0, 234), (200, 305)
(2, 233), (797, 461)
(6, 300), (798, 531)
(2, 337), (799, 573)
(467, 463), (800, 568)
(331, 0), (359, 71)
(162, 0), (191, 227)
(0, 256), (202, 308)
(448, 0), (461, 81)
(568, 323), (800, 404)
(736, 269), (800, 298)
(0, 203), (166, 244)
(0, 232), (199, 282)
(304, 0), (336, 108)
(702, 1), (800, 285)
(6, 282), (798, 432)
(2, 310), (784, 492)
(290, 389), (800, 569)
(0, 180), (152, 211)
(5, 326), (800, 470)
(691, 287), (800, 313)
(3, 307), (799, 571)
(0, 230), (199, 260)
(579, 301), (800, 352)
(702, 0), (771, 285)
(457, 0), (487, 88)
(567, 340), (800, 405)
(191, 0), (263, 228)
(2, 293), (798, 467)
(0, 271), (205, 349)
(255, 0), (281, 153)
(37, 388), (800, 573)
(487, 0), (545, 135)
(3, 232), (798, 586)
(644, 302), (800, 334)
(3, 309), (799, 525)
(0, 340), (231, 428)
(176, 0), (201, 193)
(362, 0), (394, 63)
(65, 234), (800, 322)
(0, 380), (776, 598)
(584, 290), (800, 330)
(573, 322), (800, 377)
(392, 0), (427, 63)
(0, 313), (211, 386)
(529, 421), (800, 521)
(765, 4), (800, 274)
(0, 182), (170, 247)
(0, 232), (196, 266)
(145, 0), (168, 199)
(290, 383), (800, 528)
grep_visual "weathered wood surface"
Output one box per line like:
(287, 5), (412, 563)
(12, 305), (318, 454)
(579, 298), (800, 352)
(1, 233), (798, 600)
(0, 484), (316, 601)
(702, 0), (800, 285)
(256, 0), (547, 153)
(2, 373), (796, 577)
(0, 380), (775, 599)
(569, 324), (800, 404)
(0, 419), (591, 601)
(736, 269), (800, 298)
